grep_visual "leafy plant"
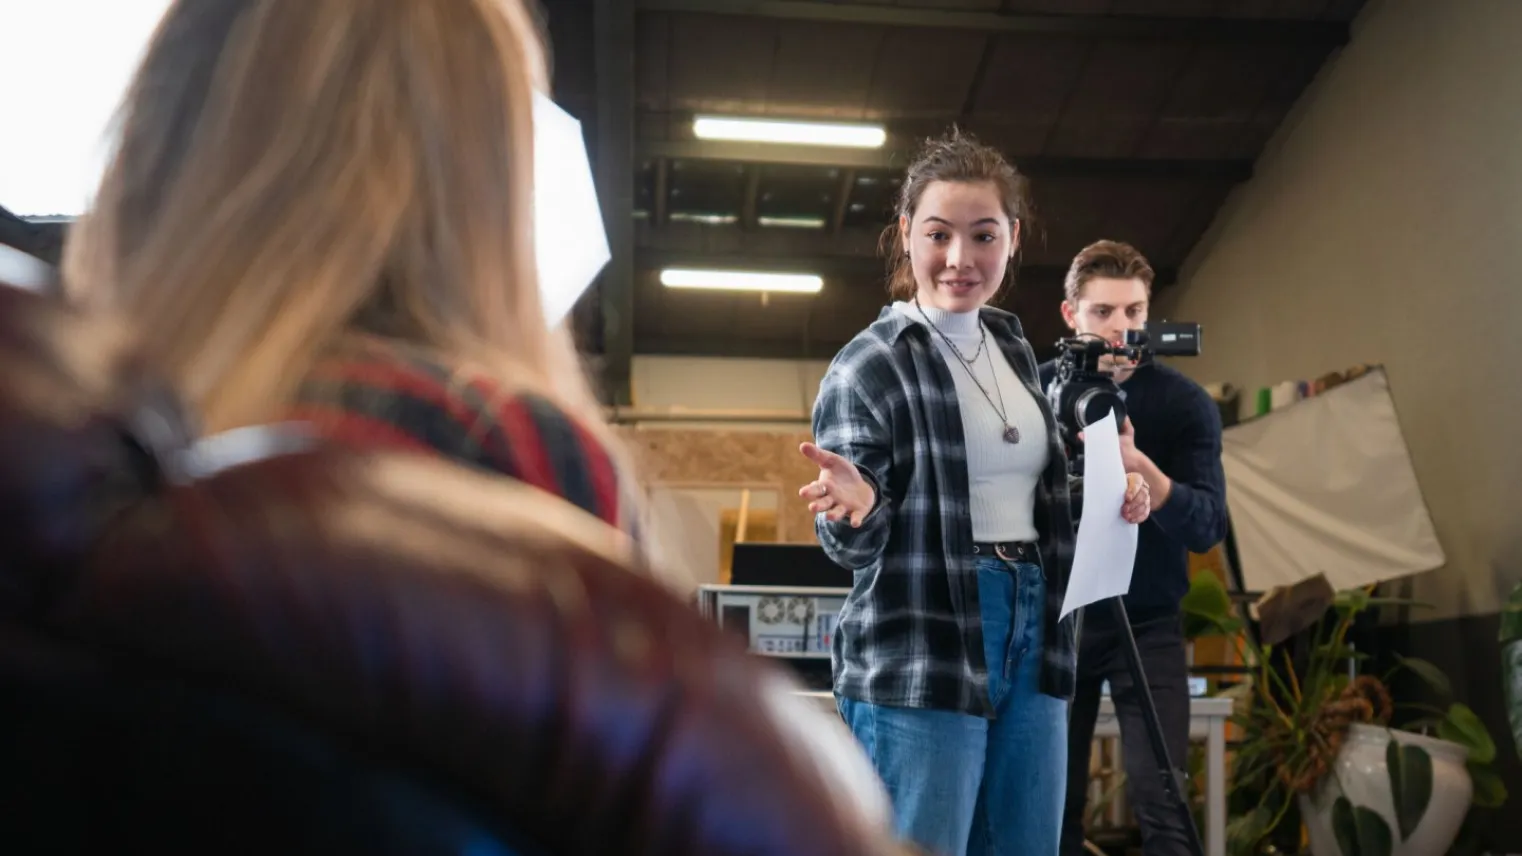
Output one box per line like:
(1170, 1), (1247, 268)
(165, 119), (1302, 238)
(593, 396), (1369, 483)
(1182, 572), (1505, 855)
(1384, 736), (1432, 840)
(1498, 580), (1522, 763)
(1381, 659), (1506, 820)
(1332, 796), (1392, 856)
(1181, 568), (1243, 641)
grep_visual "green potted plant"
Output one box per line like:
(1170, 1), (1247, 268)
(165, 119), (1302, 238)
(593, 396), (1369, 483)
(1499, 580), (1522, 762)
(1182, 572), (1505, 855)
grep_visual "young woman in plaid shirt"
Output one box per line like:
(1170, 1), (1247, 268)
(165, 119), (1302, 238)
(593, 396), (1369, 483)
(798, 132), (1151, 855)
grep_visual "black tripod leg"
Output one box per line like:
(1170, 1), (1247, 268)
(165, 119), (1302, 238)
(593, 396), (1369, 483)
(1106, 596), (1206, 856)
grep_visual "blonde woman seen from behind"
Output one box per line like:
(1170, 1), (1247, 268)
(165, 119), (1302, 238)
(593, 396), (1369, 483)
(63, 0), (641, 540)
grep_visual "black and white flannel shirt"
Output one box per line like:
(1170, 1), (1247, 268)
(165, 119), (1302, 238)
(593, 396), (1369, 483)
(813, 304), (1079, 716)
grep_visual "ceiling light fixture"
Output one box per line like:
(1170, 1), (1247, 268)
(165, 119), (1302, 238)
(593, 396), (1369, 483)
(660, 268), (823, 294)
(758, 215), (827, 229)
(669, 211), (740, 225)
(692, 115), (886, 149)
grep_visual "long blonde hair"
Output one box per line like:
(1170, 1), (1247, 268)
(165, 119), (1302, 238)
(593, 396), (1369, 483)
(64, 0), (606, 446)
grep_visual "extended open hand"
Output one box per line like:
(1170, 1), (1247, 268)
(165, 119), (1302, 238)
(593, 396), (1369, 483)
(797, 442), (876, 528)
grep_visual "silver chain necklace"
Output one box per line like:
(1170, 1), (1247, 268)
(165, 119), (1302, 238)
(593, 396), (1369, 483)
(913, 297), (1021, 444)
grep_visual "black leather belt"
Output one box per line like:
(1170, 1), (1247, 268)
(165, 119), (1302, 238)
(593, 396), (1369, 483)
(972, 541), (1038, 562)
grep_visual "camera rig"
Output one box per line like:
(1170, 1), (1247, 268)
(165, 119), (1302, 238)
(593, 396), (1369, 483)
(1047, 321), (1201, 472)
(1045, 320), (1205, 856)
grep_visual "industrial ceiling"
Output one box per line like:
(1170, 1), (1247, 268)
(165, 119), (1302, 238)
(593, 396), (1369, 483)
(1, 0), (1366, 407)
(551, 0), (1364, 404)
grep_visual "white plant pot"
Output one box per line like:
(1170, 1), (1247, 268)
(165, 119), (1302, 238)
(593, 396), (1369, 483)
(1299, 724), (1472, 856)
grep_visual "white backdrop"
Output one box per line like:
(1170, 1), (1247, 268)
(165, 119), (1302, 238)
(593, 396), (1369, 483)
(1222, 368), (1446, 592)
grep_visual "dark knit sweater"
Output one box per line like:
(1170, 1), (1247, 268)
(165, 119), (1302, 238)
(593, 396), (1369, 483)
(1038, 357), (1228, 623)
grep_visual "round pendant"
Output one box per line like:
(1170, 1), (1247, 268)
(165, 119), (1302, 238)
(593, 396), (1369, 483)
(1002, 425), (1021, 444)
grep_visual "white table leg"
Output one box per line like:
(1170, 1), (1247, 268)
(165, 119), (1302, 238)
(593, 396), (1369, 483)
(1206, 717), (1226, 856)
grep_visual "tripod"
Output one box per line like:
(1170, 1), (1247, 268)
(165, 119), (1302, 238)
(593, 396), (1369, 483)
(1070, 470), (1205, 856)
(1045, 332), (1206, 856)
(1099, 596), (1205, 856)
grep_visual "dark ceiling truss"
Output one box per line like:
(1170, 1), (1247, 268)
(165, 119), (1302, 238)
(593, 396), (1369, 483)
(0, 206), (64, 266)
(0, 206), (42, 255)
(637, 250), (1177, 285)
(594, 0), (637, 406)
(638, 139), (1254, 181)
(592, 0), (1365, 363)
(634, 0), (1351, 46)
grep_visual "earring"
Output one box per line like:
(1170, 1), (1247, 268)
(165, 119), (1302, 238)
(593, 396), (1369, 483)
(903, 250), (910, 258)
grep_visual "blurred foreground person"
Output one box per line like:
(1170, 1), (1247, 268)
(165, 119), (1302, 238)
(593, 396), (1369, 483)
(62, 0), (639, 538)
(0, 280), (907, 856)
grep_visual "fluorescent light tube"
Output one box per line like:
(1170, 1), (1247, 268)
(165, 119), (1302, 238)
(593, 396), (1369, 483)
(693, 116), (886, 149)
(757, 215), (826, 229)
(669, 212), (739, 225)
(660, 268), (823, 294)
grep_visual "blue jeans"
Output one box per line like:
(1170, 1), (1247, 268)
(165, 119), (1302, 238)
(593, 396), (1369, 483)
(837, 558), (1068, 856)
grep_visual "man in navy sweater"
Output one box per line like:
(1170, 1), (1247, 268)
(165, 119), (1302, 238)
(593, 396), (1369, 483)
(1041, 240), (1228, 856)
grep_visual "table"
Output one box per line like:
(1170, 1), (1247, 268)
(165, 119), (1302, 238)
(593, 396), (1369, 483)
(791, 691), (1232, 856)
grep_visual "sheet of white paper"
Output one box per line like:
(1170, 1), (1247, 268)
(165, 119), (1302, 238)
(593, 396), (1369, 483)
(1059, 411), (1139, 620)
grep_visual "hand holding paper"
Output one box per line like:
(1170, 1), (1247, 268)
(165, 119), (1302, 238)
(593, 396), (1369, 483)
(1059, 411), (1141, 621)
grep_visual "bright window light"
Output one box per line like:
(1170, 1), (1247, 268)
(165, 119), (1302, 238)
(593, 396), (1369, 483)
(660, 268), (823, 294)
(0, 0), (174, 218)
(0, 2), (610, 328)
(693, 116), (886, 149)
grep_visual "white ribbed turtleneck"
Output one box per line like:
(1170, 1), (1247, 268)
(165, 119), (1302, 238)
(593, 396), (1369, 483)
(893, 300), (1049, 542)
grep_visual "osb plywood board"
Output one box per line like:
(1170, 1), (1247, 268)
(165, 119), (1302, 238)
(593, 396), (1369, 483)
(615, 427), (819, 544)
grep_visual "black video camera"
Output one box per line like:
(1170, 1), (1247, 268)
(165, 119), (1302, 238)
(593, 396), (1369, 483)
(1045, 321), (1201, 475)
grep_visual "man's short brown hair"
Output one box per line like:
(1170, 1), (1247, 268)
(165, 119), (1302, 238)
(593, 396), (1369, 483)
(1064, 240), (1154, 303)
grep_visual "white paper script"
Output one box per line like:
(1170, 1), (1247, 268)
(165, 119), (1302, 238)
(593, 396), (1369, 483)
(1059, 411), (1140, 620)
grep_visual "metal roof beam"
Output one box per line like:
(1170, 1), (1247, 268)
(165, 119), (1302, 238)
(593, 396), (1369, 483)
(595, 0), (636, 406)
(639, 140), (1252, 181)
(636, 251), (1178, 286)
(635, 1), (1350, 46)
